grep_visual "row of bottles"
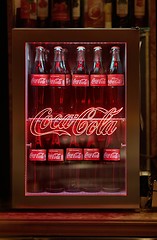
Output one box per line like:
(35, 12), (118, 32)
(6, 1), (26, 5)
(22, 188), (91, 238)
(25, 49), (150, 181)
(29, 125), (124, 162)
(27, 127), (126, 193)
(27, 158), (125, 193)
(28, 45), (124, 75)
(29, 45), (124, 86)
(15, 0), (149, 29)
(28, 44), (125, 117)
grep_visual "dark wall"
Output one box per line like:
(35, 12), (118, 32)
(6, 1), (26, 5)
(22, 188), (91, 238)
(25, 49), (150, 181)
(0, 1), (11, 209)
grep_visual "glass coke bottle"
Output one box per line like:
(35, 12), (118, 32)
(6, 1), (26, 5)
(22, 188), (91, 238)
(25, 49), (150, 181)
(65, 133), (83, 192)
(49, 46), (65, 114)
(102, 122), (122, 192)
(107, 45), (125, 118)
(27, 122), (47, 193)
(62, 48), (71, 114)
(90, 46), (107, 108)
(83, 134), (100, 192)
(29, 45), (49, 117)
(47, 134), (65, 193)
(71, 46), (89, 113)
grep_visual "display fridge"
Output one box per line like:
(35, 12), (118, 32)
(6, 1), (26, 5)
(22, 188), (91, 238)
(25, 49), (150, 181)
(12, 28), (140, 209)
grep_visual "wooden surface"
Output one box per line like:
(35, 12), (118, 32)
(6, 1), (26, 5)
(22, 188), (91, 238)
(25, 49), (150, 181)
(0, 210), (157, 237)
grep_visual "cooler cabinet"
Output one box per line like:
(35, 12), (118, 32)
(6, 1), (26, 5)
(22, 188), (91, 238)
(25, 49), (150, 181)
(12, 28), (140, 209)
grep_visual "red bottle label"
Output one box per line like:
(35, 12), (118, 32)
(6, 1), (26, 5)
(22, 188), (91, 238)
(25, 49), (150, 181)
(66, 148), (83, 160)
(30, 74), (49, 86)
(48, 149), (64, 161)
(103, 149), (120, 161)
(49, 74), (65, 86)
(107, 74), (124, 86)
(29, 149), (46, 161)
(72, 74), (89, 86)
(84, 148), (100, 161)
(90, 74), (107, 86)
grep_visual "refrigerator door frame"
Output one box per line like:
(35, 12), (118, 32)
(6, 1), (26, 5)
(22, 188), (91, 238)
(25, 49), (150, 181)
(12, 28), (140, 209)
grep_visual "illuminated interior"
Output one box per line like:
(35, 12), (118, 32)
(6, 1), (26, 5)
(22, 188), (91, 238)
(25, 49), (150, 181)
(25, 41), (127, 196)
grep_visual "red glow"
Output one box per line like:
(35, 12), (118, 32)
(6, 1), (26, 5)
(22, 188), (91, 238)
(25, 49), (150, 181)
(29, 107), (123, 137)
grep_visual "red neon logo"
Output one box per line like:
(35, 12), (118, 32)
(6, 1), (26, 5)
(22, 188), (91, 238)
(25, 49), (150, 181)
(30, 107), (123, 137)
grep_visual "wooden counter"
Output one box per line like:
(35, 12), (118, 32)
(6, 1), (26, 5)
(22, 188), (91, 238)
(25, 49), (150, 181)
(0, 210), (157, 237)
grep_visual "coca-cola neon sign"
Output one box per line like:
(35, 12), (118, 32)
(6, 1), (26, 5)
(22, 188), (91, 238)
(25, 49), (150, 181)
(29, 107), (123, 137)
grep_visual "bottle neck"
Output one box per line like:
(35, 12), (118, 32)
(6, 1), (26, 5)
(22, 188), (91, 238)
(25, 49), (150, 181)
(34, 47), (45, 73)
(54, 50), (62, 62)
(109, 49), (122, 73)
(93, 50), (103, 70)
(77, 49), (85, 62)
(76, 49), (87, 73)
(62, 49), (69, 71)
(90, 48), (104, 74)
(52, 49), (64, 73)
(35, 47), (44, 61)
(111, 50), (120, 62)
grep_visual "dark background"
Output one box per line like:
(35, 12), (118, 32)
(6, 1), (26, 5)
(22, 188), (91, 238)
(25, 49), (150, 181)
(0, 1), (11, 209)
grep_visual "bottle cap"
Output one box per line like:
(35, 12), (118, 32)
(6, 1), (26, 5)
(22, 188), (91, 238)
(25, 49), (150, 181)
(94, 46), (102, 51)
(77, 46), (85, 51)
(54, 46), (63, 51)
(36, 46), (44, 51)
(111, 46), (120, 51)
